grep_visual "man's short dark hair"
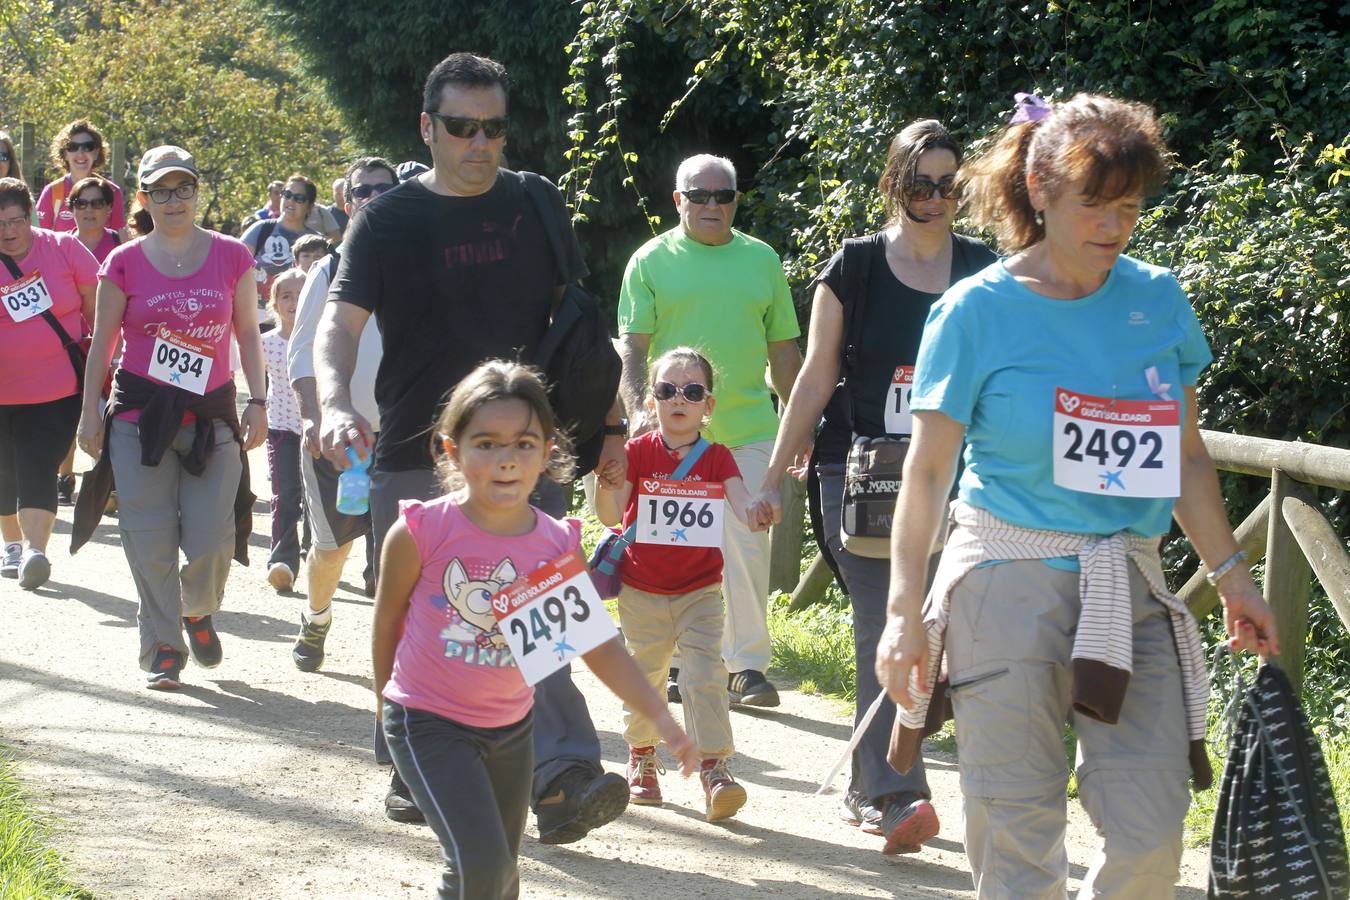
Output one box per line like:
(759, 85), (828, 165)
(343, 156), (398, 202)
(422, 53), (509, 112)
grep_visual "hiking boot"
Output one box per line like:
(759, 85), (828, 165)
(57, 474), (76, 506)
(18, 549), (50, 591)
(146, 644), (184, 690)
(626, 746), (664, 805)
(105, 490), (118, 516)
(267, 562), (295, 592)
(840, 788), (884, 834)
(182, 615), (222, 668)
(1, 542), (21, 579)
(536, 767), (628, 844)
(666, 667), (681, 704)
(880, 795), (939, 855)
(385, 769), (425, 824)
(700, 758), (748, 822)
(728, 669), (780, 707)
(292, 614), (331, 672)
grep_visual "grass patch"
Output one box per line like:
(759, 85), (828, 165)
(766, 592), (856, 702)
(0, 750), (90, 900)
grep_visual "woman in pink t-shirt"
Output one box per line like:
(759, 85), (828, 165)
(34, 120), (127, 235)
(373, 360), (695, 899)
(0, 178), (98, 589)
(76, 145), (267, 691)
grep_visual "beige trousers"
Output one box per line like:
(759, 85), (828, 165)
(947, 559), (1191, 899)
(617, 583), (734, 758)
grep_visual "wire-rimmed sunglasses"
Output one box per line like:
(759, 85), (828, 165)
(652, 381), (710, 403)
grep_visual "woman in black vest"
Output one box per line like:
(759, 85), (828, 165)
(752, 120), (995, 855)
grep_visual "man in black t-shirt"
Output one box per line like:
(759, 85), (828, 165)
(314, 52), (630, 845)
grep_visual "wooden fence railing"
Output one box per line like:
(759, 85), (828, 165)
(782, 430), (1350, 695)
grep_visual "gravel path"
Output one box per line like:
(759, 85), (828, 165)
(0, 438), (1213, 898)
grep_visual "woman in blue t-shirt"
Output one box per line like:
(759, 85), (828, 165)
(874, 93), (1279, 897)
(754, 119), (993, 856)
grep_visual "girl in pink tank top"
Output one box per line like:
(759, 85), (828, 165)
(372, 360), (696, 899)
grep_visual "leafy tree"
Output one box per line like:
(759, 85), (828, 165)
(0, 0), (353, 231)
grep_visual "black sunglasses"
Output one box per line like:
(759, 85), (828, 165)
(906, 175), (958, 202)
(427, 113), (509, 140)
(280, 189), (310, 202)
(0, 152), (10, 162)
(349, 182), (395, 200)
(71, 198), (108, 210)
(65, 140), (98, 154)
(680, 188), (738, 206)
(652, 381), (710, 403)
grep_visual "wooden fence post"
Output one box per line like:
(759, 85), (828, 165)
(110, 138), (129, 194)
(768, 474), (806, 594)
(787, 553), (835, 612)
(1281, 491), (1350, 635)
(19, 123), (39, 195)
(1265, 470), (1314, 693)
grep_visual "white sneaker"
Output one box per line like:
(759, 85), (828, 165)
(267, 562), (295, 592)
(1, 542), (20, 579)
(18, 549), (50, 591)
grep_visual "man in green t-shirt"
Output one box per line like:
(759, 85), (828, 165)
(617, 153), (803, 708)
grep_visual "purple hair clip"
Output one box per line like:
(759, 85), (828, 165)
(1010, 92), (1052, 124)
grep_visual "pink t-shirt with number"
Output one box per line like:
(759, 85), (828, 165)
(0, 228), (97, 405)
(100, 232), (253, 416)
(383, 496), (582, 728)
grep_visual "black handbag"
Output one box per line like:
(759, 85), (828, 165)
(1209, 660), (1348, 898)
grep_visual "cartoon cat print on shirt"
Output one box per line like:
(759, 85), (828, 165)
(442, 557), (516, 652)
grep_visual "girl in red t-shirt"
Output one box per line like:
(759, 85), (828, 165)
(594, 346), (765, 822)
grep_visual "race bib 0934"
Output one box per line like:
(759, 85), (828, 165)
(1052, 388), (1180, 498)
(147, 326), (214, 395)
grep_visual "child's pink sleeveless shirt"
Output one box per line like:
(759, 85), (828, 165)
(383, 496), (581, 728)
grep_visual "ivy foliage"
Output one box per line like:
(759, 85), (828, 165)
(0, 0), (353, 230)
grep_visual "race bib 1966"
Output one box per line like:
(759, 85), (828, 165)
(635, 479), (725, 548)
(884, 365), (915, 436)
(2, 272), (54, 324)
(491, 550), (618, 686)
(147, 326), (214, 395)
(1052, 388), (1180, 498)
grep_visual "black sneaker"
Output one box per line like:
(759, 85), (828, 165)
(57, 473), (76, 505)
(292, 614), (331, 672)
(666, 667), (681, 704)
(880, 795), (940, 855)
(182, 615), (223, 668)
(385, 769), (425, 824)
(147, 644), (184, 690)
(839, 788), (884, 835)
(536, 767), (628, 844)
(728, 669), (780, 707)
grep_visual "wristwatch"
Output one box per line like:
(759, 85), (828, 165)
(602, 419), (628, 437)
(245, 397), (266, 407)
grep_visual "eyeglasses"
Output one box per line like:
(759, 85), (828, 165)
(427, 113), (509, 140)
(143, 181), (198, 204)
(280, 189), (310, 202)
(680, 189), (738, 206)
(349, 182), (395, 200)
(906, 176), (958, 202)
(652, 381), (710, 403)
(0, 216), (28, 231)
(65, 140), (98, 154)
(71, 198), (108, 210)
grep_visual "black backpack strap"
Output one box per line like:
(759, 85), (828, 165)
(112, 229), (122, 247)
(1, 251), (86, 392)
(519, 171), (576, 285)
(838, 236), (874, 430)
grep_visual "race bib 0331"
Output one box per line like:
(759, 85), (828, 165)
(2, 272), (54, 324)
(1052, 388), (1180, 498)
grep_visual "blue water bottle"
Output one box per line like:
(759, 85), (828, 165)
(336, 445), (370, 516)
